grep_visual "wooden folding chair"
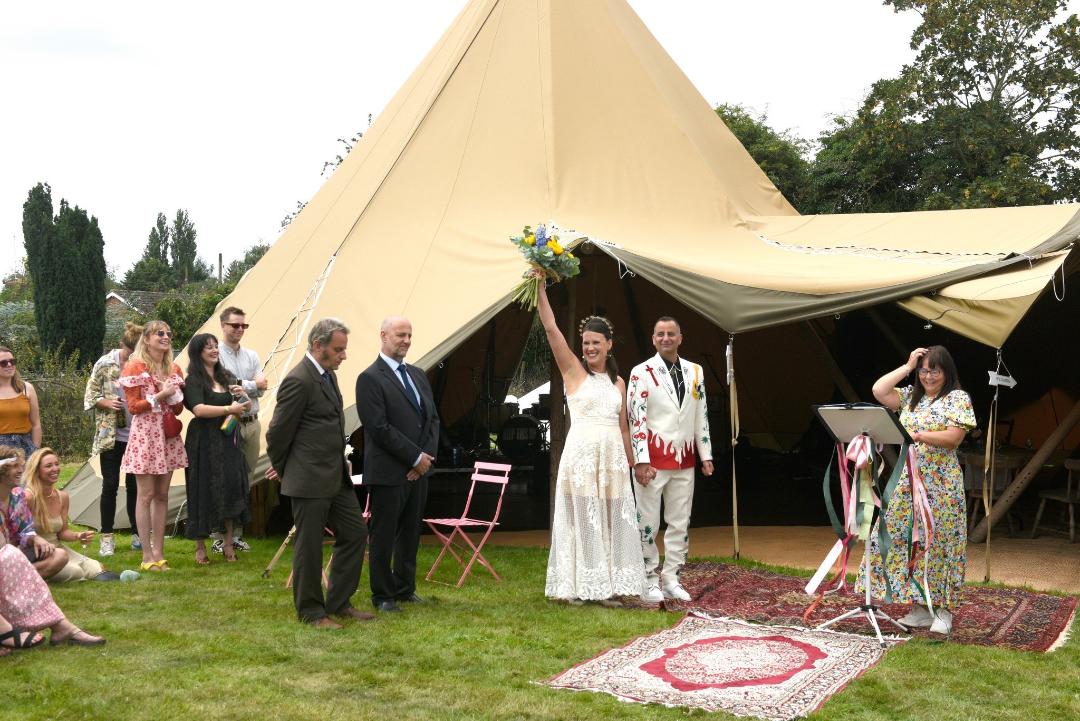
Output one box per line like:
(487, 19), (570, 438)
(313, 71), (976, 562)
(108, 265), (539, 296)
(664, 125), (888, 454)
(424, 461), (511, 587)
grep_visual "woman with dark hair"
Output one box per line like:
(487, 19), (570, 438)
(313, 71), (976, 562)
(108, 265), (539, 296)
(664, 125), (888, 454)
(535, 277), (644, 605)
(183, 333), (251, 565)
(120, 320), (188, 571)
(84, 321), (144, 556)
(0, 347), (41, 456)
(865, 345), (975, 635)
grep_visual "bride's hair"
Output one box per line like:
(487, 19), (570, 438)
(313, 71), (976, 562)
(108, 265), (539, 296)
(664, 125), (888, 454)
(578, 316), (618, 382)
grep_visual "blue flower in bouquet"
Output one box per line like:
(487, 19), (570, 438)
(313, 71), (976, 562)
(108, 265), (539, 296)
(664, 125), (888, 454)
(535, 224), (549, 247)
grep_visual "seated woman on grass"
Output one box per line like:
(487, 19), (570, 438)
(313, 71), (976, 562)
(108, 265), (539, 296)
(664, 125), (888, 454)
(25, 448), (113, 582)
(0, 446), (67, 580)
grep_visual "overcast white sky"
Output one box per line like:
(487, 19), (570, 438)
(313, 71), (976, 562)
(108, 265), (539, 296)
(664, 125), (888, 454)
(0, 1), (940, 279)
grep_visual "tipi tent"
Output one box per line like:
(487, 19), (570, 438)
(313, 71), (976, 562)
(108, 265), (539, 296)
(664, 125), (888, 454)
(69, 0), (1078, 530)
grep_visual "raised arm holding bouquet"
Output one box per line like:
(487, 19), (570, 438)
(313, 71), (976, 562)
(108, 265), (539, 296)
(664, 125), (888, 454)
(509, 224), (580, 309)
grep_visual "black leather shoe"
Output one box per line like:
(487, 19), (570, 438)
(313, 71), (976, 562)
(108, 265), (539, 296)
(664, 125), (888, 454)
(399, 593), (425, 603)
(373, 600), (402, 613)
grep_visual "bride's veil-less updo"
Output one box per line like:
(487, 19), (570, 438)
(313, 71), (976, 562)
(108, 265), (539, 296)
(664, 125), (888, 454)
(578, 316), (618, 383)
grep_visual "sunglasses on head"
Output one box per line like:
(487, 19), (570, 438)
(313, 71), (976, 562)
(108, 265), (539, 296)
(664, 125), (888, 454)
(155, 330), (173, 338)
(0, 359), (15, 368)
(225, 322), (250, 330)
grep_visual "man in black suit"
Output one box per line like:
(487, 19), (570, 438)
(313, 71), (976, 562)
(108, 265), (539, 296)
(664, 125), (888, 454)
(266, 318), (373, 628)
(355, 316), (440, 612)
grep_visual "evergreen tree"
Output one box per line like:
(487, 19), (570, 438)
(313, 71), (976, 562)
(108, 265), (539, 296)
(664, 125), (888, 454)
(171, 209), (199, 286)
(21, 183), (106, 365)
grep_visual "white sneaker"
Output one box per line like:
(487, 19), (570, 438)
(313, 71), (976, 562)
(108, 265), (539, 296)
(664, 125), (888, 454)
(99, 533), (115, 558)
(928, 609), (953, 635)
(897, 605), (933, 628)
(662, 583), (692, 602)
(641, 585), (664, 603)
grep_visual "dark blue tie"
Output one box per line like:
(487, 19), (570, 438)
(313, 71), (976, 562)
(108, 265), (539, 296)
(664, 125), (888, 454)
(397, 365), (422, 414)
(322, 371), (340, 403)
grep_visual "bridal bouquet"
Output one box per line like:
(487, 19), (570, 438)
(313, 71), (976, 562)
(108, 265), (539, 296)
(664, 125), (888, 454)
(509, 223), (580, 310)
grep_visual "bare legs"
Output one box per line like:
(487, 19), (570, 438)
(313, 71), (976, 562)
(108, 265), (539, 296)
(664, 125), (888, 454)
(135, 472), (172, 565)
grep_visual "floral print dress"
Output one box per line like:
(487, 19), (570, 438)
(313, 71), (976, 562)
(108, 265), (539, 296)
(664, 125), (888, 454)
(119, 361), (189, 475)
(863, 386), (976, 610)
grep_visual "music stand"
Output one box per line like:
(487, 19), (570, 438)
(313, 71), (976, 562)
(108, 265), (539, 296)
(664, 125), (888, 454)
(811, 403), (910, 647)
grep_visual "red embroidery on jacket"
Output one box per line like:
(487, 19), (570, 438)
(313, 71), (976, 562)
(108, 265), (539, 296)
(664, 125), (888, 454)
(646, 430), (696, 470)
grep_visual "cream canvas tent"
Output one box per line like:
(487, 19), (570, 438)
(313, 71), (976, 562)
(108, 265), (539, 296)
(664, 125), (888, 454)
(68, 0), (1078, 530)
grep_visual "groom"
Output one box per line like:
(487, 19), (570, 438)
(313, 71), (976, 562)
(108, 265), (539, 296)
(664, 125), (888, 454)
(627, 316), (713, 603)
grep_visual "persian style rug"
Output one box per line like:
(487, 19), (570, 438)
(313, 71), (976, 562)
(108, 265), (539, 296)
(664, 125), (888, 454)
(656, 561), (1077, 653)
(546, 614), (898, 719)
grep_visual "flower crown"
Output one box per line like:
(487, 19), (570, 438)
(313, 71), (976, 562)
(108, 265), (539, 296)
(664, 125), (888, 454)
(578, 315), (614, 336)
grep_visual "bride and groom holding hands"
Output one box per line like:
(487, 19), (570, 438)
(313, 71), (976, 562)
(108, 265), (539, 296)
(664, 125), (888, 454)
(536, 281), (713, 607)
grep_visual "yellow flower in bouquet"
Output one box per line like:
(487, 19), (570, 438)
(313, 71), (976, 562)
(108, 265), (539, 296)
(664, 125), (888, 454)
(509, 223), (581, 309)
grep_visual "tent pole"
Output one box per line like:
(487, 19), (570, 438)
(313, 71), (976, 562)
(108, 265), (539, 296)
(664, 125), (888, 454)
(969, 396), (1080, 543)
(548, 283), (576, 528)
(727, 335), (740, 559)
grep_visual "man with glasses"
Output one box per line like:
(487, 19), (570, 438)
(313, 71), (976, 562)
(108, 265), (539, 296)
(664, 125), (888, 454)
(215, 306), (270, 553)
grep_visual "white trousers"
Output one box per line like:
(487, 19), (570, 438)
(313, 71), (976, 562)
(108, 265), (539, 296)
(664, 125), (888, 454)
(636, 466), (694, 586)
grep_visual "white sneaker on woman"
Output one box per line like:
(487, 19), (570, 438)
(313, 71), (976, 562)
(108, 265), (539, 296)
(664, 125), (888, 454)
(641, 585), (664, 603)
(929, 609), (953, 635)
(897, 605), (933, 628)
(99, 533), (115, 558)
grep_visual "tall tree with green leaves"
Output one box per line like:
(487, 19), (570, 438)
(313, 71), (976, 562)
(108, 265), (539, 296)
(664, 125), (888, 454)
(809, 0), (1080, 213)
(21, 183), (106, 364)
(715, 104), (812, 212)
(170, 209), (199, 285)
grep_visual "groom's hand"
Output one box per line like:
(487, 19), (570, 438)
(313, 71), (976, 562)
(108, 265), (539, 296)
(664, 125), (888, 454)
(701, 460), (714, 477)
(634, 463), (656, 486)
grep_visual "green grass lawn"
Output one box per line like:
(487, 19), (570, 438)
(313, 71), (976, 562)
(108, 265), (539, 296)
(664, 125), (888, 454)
(7, 536), (1079, 721)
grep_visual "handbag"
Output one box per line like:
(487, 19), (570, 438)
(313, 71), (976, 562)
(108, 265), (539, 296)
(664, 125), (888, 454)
(152, 374), (183, 439)
(162, 406), (183, 439)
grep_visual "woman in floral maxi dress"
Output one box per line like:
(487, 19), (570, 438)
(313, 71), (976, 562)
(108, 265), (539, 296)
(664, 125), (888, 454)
(865, 345), (975, 635)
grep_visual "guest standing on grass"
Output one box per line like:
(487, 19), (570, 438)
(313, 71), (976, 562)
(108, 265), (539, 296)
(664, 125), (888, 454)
(0, 446), (67, 580)
(355, 316), (440, 613)
(184, 333), (252, 566)
(863, 345), (975, 636)
(24, 448), (109, 582)
(0, 347), (41, 457)
(266, 318), (372, 628)
(84, 322), (143, 557)
(119, 321), (188, 572)
(215, 306), (269, 555)
(535, 278), (645, 606)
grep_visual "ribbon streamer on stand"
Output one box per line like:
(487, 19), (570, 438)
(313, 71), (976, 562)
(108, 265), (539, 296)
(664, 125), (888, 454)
(904, 445), (936, 617)
(804, 435), (908, 621)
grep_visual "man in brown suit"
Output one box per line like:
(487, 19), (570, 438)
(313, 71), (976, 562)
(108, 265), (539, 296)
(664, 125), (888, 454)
(266, 318), (372, 628)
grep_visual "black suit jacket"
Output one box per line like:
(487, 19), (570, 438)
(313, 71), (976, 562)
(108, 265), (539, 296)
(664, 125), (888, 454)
(355, 357), (439, 486)
(266, 356), (349, 498)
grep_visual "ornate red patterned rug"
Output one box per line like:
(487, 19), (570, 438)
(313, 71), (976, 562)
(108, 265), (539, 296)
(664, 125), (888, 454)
(546, 614), (898, 719)
(655, 562), (1077, 653)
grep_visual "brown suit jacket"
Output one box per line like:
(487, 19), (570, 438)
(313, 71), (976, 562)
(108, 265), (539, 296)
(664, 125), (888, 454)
(266, 356), (348, 499)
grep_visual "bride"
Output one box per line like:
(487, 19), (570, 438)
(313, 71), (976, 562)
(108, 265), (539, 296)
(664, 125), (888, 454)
(536, 278), (645, 605)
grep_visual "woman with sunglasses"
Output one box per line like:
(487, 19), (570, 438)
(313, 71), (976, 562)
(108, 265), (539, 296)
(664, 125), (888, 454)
(119, 321), (188, 571)
(863, 346), (975, 635)
(0, 347), (41, 457)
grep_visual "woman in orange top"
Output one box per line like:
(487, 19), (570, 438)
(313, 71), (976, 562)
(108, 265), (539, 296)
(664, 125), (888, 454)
(0, 347), (41, 456)
(119, 321), (188, 571)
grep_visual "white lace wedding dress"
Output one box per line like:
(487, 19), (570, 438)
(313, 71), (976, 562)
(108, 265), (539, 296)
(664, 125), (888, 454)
(545, 373), (645, 600)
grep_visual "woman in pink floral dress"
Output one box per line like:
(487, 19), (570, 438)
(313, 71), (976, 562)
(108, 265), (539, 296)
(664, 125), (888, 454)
(120, 321), (188, 571)
(865, 345), (975, 636)
(0, 445), (104, 652)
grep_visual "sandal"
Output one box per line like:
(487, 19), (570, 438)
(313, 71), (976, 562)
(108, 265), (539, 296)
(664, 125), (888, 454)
(140, 560), (169, 572)
(194, 553), (210, 566)
(0, 627), (45, 650)
(223, 549), (237, 563)
(49, 628), (106, 647)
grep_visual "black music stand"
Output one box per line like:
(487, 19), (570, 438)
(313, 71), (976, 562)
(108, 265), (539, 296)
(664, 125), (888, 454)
(811, 403), (910, 647)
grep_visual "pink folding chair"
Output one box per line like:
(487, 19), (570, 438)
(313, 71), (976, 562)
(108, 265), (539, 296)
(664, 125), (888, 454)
(424, 461), (511, 587)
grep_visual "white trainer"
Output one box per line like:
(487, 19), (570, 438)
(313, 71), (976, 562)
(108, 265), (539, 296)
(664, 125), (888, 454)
(897, 605), (933, 628)
(928, 609), (953, 635)
(641, 585), (664, 603)
(662, 583), (692, 602)
(99, 533), (115, 558)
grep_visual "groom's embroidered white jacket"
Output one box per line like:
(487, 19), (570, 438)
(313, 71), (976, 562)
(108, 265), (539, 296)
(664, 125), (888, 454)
(627, 354), (712, 470)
